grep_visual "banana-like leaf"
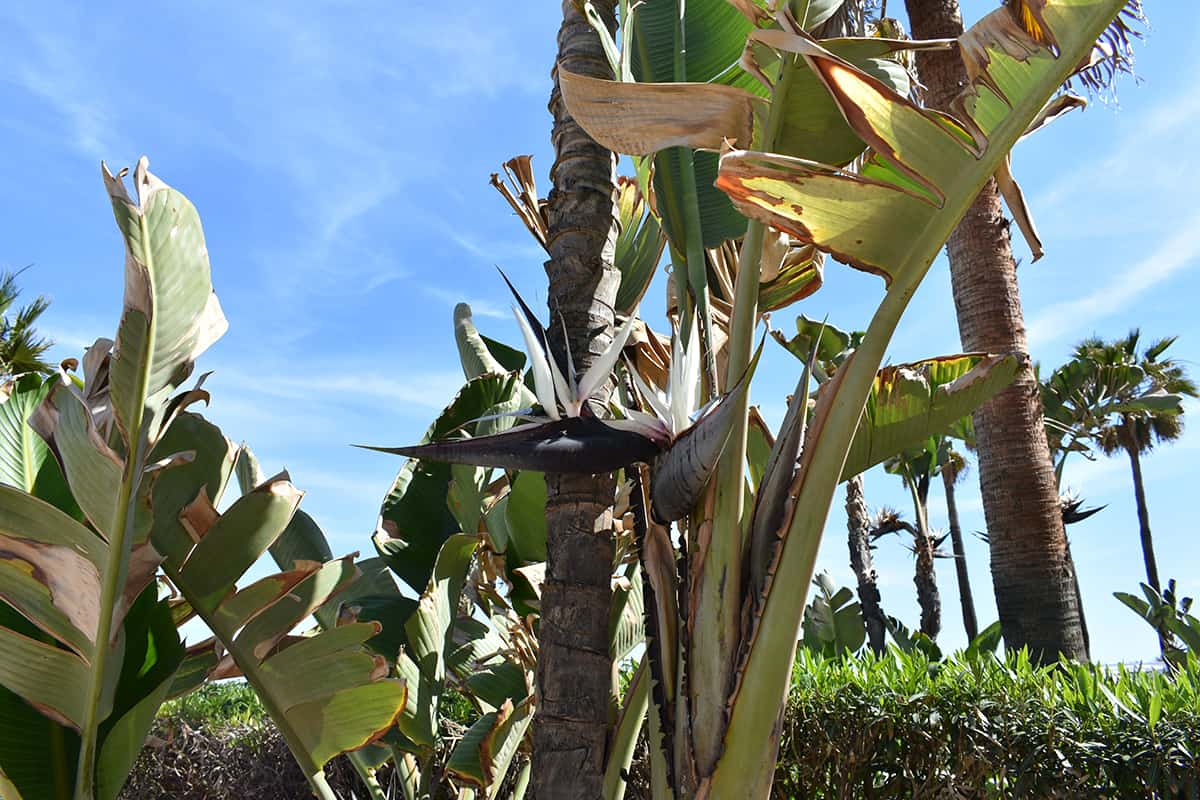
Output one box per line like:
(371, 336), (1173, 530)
(0, 158), (223, 800)
(395, 534), (478, 749)
(716, 9), (1112, 282)
(558, 69), (760, 156)
(0, 599), (79, 800)
(103, 158), (227, 446)
(757, 247), (824, 312)
(500, 471), (548, 567)
(751, 34), (954, 166)
(444, 697), (534, 795)
(841, 354), (1022, 481)
(466, 661), (529, 713)
(371, 373), (524, 594)
(773, 314), (861, 369)
(799, 572), (865, 656)
(455, 304), (536, 410)
(630, 0), (754, 88)
(631, 0), (757, 249)
(610, 565), (646, 663)
(746, 407), (774, 492)
(710, 4), (1132, 794)
(147, 413), (405, 794)
(0, 374), (78, 518)
(614, 178), (667, 316)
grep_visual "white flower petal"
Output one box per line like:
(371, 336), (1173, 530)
(512, 304), (560, 421)
(578, 312), (638, 405)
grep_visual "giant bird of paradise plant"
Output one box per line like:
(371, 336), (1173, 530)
(370, 0), (1141, 795)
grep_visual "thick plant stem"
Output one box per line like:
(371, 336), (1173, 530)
(73, 464), (133, 798)
(348, 753), (388, 800)
(74, 384), (152, 799)
(535, 2), (622, 798)
(845, 475), (886, 655)
(905, 0), (1087, 663)
(689, 60), (797, 777)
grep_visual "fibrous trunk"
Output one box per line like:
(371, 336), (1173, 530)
(845, 475), (886, 654)
(911, 489), (941, 640)
(1125, 441), (1168, 658)
(942, 468), (978, 641)
(1125, 442), (1160, 592)
(534, 2), (622, 797)
(904, 0), (1088, 662)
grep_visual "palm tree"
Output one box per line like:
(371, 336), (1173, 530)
(897, 0), (1147, 661)
(533, 3), (623, 797)
(882, 447), (943, 639)
(1076, 332), (1196, 593)
(845, 474), (887, 654)
(0, 269), (53, 378)
(939, 440), (979, 641)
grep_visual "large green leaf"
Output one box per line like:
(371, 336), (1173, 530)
(0, 159), (227, 798)
(800, 573), (865, 657)
(610, 565), (646, 663)
(444, 697), (534, 796)
(373, 373), (522, 594)
(841, 354), (1021, 480)
(631, 0), (754, 86)
(454, 305), (536, 408)
(0, 374), (77, 519)
(633, 0), (757, 249)
(0, 600), (79, 800)
(502, 471), (547, 566)
(754, 35), (951, 166)
(150, 429), (407, 790)
(95, 586), (184, 800)
(399, 534), (478, 746)
(614, 179), (667, 315)
(103, 158), (226, 441)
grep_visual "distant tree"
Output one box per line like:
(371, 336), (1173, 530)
(880, 443), (944, 640)
(0, 268), (53, 378)
(1077, 332), (1196, 594)
(938, 438), (979, 641)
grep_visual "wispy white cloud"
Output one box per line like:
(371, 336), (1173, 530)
(210, 364), (465, 413)
(423, 286), (509, 320)
(1027, 216), (1200, 347)
(445, 227), (547, 265)
(0, 16), (119, 160)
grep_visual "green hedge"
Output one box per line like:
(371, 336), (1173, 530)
(775, 650), (1200, 799)
(132, 653), (1200, 799)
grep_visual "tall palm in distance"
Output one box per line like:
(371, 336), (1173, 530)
(939, 439), (979, 641)
(1078, 332), (1196, 594)
(0, 268), (53, 378)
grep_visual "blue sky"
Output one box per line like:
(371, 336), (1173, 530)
(1, 1), (1196, 664)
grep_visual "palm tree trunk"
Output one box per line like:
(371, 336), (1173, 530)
(942, 469), (978, 641)
(1125, 443), (1161, 592)
(534, 3), (622, 797)
(845, 475), (886, 654)
(904, 0), (1088, 662)
(910, 483), (941, 640)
